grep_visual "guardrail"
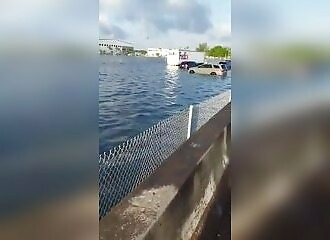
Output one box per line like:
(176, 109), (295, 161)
(100, 101), (231, 239)
(99, 91), (231, 218)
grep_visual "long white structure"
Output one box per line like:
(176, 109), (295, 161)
(166, 49), (205, 66)
(99, 39), (134, 55)
(147, 48), (170, 57)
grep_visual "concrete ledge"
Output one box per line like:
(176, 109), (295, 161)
(100, 103), (231, 240)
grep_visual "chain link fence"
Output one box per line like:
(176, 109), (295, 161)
(99, 90), (231, 219)
(192, 91), (231, 133)
(99, 109), (190, 218)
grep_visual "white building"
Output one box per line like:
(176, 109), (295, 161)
(147, 48), (170, 57)
(99, 39), (134, 55)
(166, 49), (205, 66)
(161, 48), (171, 57)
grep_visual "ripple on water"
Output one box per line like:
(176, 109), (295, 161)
(99, 56), (231, 152)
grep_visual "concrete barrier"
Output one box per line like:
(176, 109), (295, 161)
(100, 103), (231, 240)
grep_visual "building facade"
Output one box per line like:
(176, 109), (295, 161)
(99, 39), (134, 55)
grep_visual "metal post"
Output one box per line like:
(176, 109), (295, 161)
(187, 105), (193, 139)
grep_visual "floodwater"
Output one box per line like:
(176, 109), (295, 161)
(99, 55), (231, 153)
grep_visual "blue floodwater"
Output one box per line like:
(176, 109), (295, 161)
(99, 55), (231, 153)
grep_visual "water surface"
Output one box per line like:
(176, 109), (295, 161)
(99, 56), (231, 153)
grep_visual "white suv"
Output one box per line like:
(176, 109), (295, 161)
(188, 63), (227, 76)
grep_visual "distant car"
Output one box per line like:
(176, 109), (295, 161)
(179, 61), (198, 69)
(220, 60), (231, 70)
(219, 63), (228, 72)
(188, 63), (227, 76)
(225, 60), (231, 70)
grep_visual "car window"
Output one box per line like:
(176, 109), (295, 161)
(213, 65), (220, 68)
(199, 64), (212, 68)
(220, 64), (227, 70)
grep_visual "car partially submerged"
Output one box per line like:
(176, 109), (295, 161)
(179, 61), (204, 69)
(188, 63), (227, 76)
(219, 60), (231, 70)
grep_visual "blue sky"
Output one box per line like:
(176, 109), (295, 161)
(99, 0), (231, 49)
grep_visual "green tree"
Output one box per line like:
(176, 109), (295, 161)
(207, 46), (231, 58)
(225, 47), (231, 57)
(196, 42), (208, 52)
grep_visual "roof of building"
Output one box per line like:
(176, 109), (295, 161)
(99, 39), (133, 47)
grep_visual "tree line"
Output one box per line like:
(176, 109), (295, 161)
(196, 43), (231, 58)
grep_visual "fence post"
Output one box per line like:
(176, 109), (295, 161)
(187, 105), (193, 139)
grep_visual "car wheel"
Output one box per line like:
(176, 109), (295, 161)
(189, 70), (195, 74)
(210, 72), (216, 75)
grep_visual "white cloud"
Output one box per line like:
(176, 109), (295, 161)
(208, 22), (231, 45)
(99, 14), (107, 25)
(100, 0), (121, 8)
(167, 0), (188, 7)
(99, 0), (231, 48)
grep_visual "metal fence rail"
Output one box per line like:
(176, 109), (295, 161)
(99, 90), (231, 218)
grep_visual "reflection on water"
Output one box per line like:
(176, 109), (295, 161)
(164, 66), (180, 104)
(99, 56), (231, 152)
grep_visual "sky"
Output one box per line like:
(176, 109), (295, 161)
(99, 0), (231, 49)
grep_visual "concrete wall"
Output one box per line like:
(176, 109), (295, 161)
(99, 103), (231, 240)
(144, 128), (229, 240)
